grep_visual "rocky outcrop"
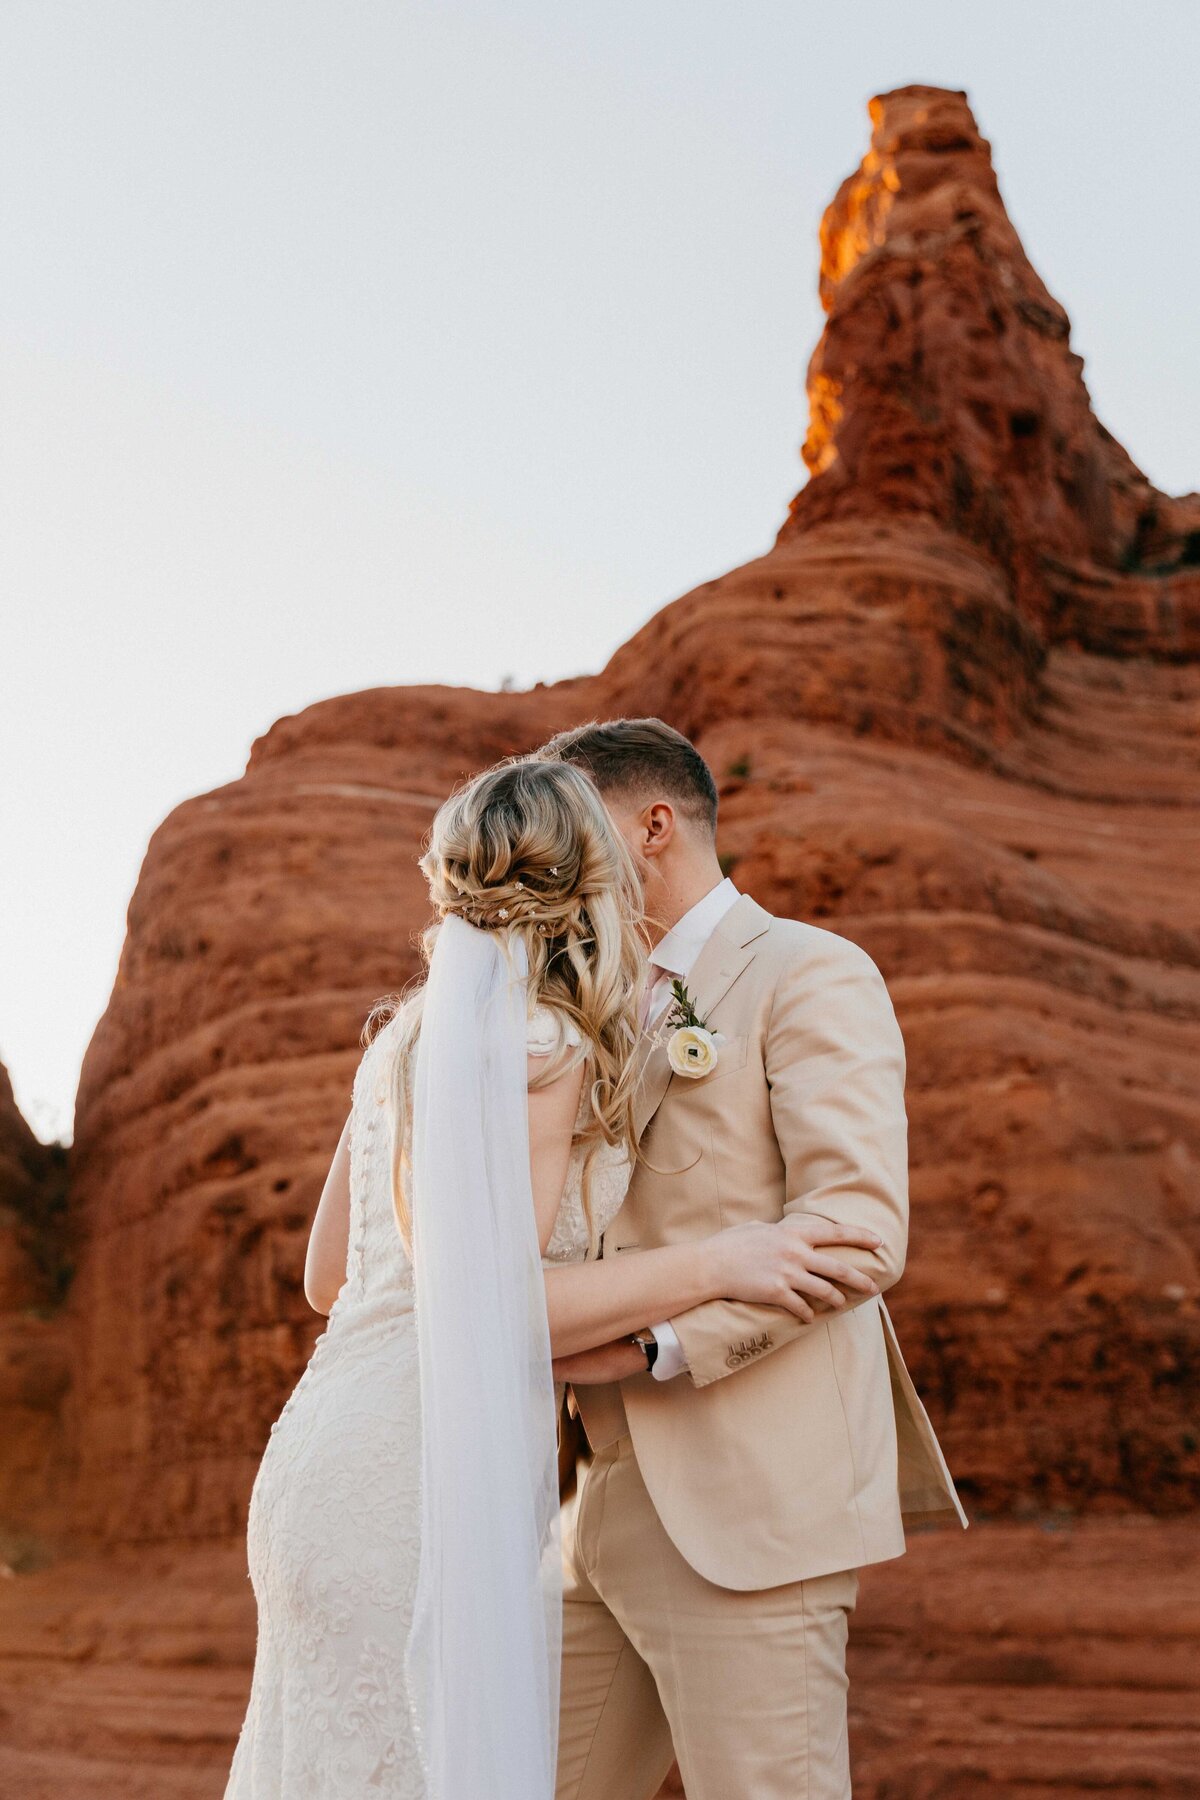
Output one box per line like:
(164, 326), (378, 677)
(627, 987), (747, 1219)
(12, 86), (1198, 1561)
(603, 88), (1200, 772)
(0, 1064), (69, 1557)
(3, 1523), (1196, 1797)
(783, 85), (1200, 660)
(63, 689), (574, 1539)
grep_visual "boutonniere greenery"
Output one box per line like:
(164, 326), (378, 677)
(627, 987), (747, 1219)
(659, 978), (724, 1080)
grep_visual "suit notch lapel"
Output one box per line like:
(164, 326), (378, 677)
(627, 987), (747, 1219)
(632, 896), (768, 1141)
(685, 894), (766, 1027)
(632, 1035), (673, 1142)
(688, 942), (755, 1032)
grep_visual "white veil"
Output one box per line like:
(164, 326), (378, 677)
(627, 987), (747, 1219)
(404, 912), (561, 1799)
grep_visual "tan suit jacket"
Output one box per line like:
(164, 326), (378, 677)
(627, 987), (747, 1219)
(573, 893), (967, 1591)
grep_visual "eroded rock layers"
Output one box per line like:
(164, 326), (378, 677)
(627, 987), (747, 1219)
(0, 1064), (69, 1549)
(15, 85), (1198, 1547)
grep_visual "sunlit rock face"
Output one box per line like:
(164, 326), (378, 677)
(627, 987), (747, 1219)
(17, 85), (1198, 1548)
(784, 84), (1200, 659)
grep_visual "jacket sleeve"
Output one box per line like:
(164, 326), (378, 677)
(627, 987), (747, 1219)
(668, 935), (910, 1389)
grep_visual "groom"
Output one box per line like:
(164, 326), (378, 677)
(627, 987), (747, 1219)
(541, 718), (966, 1800)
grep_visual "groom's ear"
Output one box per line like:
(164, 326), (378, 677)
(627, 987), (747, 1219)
(641, 800), (677, 860)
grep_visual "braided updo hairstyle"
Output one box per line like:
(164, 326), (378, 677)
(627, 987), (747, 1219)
(369, 757), (648, 1251)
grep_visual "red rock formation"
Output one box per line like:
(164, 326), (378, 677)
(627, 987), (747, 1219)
(3, 76), (1200, 1796)
(62, 691), (574, 1538)
(0, 1063), (69, 1557)
(3, 1523), (1197, 1797)
(0, 77), (1194, 1800)
(36, 84), (1199, 1546)
(786, 86), (1200, 659)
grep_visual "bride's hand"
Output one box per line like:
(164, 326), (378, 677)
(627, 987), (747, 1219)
(706, 1215), (883, 1322)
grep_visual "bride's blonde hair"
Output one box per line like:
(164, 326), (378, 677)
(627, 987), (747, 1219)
(367, 756), (647, 1251)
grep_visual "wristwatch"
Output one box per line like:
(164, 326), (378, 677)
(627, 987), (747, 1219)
(630, 1329), (659, 1373)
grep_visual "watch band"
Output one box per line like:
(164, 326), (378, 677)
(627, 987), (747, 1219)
(630, 1330), (659, 1373)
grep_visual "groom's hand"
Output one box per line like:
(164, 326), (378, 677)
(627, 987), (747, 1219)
(552, 1338), (648, 1385)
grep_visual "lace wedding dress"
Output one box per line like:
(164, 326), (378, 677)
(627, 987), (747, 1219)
(224, 1004), (631, 1799)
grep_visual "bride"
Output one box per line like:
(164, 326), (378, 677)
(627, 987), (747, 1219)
(224, 756), (839, 1799)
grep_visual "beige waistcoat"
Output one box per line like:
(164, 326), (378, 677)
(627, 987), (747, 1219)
(572, 894), (967, 1591)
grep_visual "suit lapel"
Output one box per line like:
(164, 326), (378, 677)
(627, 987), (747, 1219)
(686, 895), (769, 1027)
(632, 1032), (673, 1142)
(632, 893), (771, 1142)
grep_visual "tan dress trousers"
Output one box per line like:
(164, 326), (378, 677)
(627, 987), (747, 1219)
(555, 1434), (859, 1800)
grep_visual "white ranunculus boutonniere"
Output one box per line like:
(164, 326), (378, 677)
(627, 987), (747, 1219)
(667, 1024), (720, 1079)
(660, 978), (724, 1080)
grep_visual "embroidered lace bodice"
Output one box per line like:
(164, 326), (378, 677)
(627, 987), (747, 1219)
(224, 998), (631, 1798)
(528, 1003), (633, 1266)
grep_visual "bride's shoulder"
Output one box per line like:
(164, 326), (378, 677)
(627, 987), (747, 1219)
(362, 993), (414, 1048)
(356, 994), (415, 1085)
(527, 1001), (584, 1058)
(362, 993), (586, 1065)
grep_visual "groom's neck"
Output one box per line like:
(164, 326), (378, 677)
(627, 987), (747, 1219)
(646, 845), (726, 944)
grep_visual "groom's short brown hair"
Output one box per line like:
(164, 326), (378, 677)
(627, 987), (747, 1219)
(542, 717), (718, 834)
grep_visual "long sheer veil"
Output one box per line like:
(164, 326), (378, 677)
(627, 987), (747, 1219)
(404, 913), (561, 1798)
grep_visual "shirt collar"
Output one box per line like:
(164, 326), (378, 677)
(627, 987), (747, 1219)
(650, 878), (741, 981)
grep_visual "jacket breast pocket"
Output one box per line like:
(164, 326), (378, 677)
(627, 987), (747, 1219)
(688, 1032), (749, 1086)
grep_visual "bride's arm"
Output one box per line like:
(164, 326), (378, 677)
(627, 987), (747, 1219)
(530, 1050), (882, 1360)
(527, 1052), (587, 1255)
(527, 1053), (723, 1357)
(304, 1113), (352, 1315)
(544, 1241), (724, 1360)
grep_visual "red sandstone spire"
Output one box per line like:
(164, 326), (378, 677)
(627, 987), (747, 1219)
(779, 84), (1200, 655)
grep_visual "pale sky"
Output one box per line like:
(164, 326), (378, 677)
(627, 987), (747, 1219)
(2, 1), (1196, 1143)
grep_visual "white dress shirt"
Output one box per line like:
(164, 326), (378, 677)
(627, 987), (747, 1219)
(645, 877), (741, 1380)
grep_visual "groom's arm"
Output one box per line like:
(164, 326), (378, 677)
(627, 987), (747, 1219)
(667, 934), (909, 1389)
